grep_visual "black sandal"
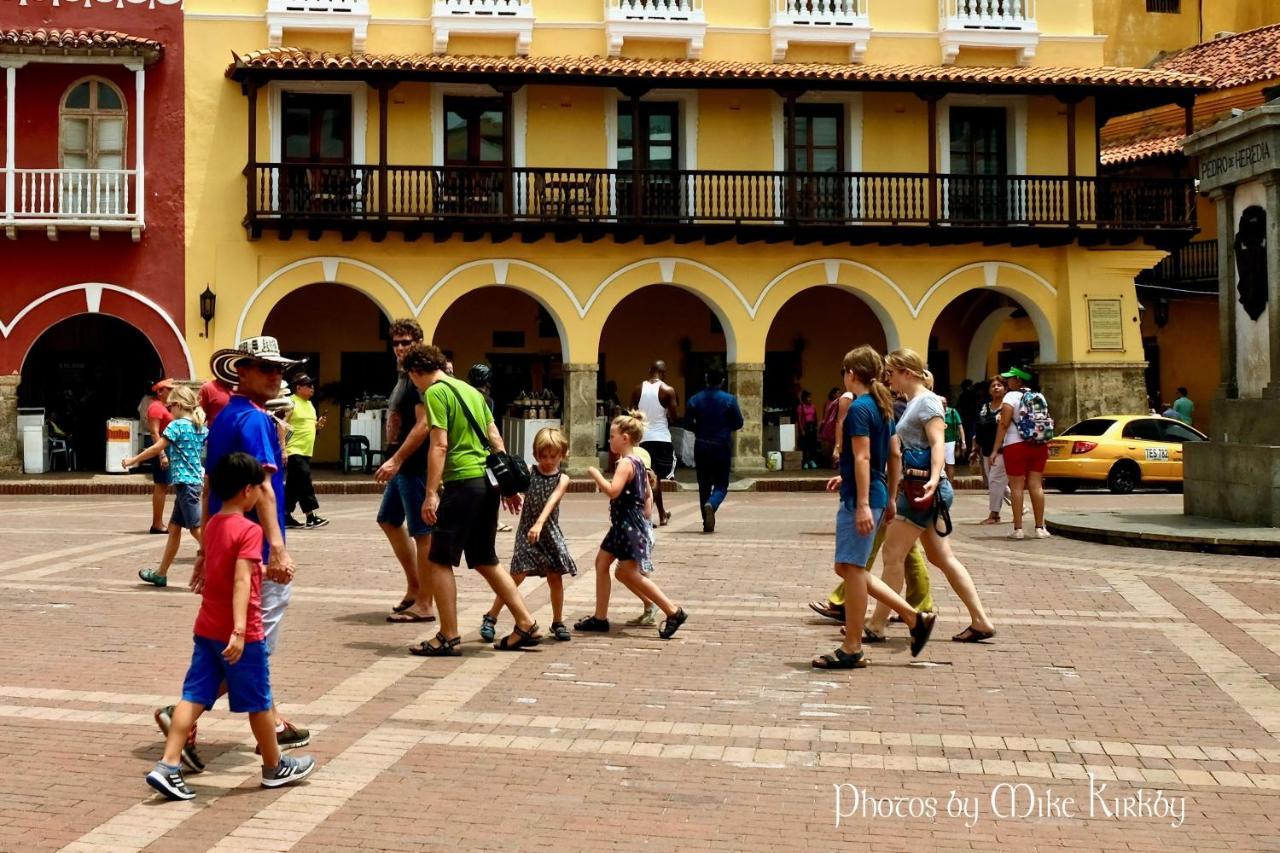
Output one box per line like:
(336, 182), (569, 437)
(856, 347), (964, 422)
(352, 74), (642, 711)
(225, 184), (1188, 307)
(410, 632), (461, 657)
(495, 622), (542, 651)
(392, 597), (415, 614)
(863, 628), (887, 644)
(812, 648), (868, 669)
(574, 615), (610, 632)
(658, 608), (688, 639)
(808, 601), (845, 622)
(952, 626), (996, 643)
(909, 611), (937, 658)
(551, 621), (571, 642)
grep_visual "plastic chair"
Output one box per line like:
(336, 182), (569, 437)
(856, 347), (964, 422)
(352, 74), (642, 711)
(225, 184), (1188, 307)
(48, 437), (76, 472)
(340, 435), (370, 474)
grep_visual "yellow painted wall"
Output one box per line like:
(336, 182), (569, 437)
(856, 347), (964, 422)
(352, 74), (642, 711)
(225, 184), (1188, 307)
(1094, 0), (1280, 68)
(1140, 296), (1219, 430)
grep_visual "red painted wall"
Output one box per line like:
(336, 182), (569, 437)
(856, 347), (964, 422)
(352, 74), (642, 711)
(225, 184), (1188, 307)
(0, 1), (186, 376)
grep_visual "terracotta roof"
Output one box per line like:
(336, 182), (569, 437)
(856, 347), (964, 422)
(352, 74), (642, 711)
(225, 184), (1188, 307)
(229, 48), (1208, 92)
(1154, 23), (1280, 90)
(0, 28), (163, 62)
(1100, 133), (1185, 166)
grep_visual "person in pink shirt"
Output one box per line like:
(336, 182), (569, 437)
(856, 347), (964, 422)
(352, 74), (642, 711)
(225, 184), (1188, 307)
(199, 377), (234, 424)
(797, 389), (819, 470)
(144, 379), (175, 533)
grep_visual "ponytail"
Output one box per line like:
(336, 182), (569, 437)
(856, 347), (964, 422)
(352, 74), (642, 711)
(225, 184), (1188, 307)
(868, 379), (894, 425)
(842, 346), (894, 424)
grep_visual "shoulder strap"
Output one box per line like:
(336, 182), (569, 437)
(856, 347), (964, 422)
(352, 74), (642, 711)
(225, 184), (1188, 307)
(439, 380), (492, 451)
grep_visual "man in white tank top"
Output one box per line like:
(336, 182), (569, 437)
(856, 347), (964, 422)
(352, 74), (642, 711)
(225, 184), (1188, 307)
(631, 360), (679, 525)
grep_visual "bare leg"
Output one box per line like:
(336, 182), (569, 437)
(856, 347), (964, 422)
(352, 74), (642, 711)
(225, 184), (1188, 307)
(614, 562), (677, 616)
(409, 534), (435, 618)
(378, 522), (420, 604)
(920, 527), (995, 633)
(839, 564), (867, 655)
(868, 520), (923, 633)
(486, 574), (527, 620)
(547, 574), (564, 624)
(248, 710), (281, 769)
(592, 550), (613, 619)
(151, 484), (166, 530)
(159, 700), (203, 766)
(1009, 475), (1027, 531)
(155, 524), (184, 577)
(429, 562), (459, 639)
(475, 564), (536, 631)
(188, 526), (203, 546)
(1027, 470), (1046, 528)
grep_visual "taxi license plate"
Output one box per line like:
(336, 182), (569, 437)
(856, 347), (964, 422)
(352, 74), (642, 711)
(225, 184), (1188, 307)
(1145, 448), (1169, 461)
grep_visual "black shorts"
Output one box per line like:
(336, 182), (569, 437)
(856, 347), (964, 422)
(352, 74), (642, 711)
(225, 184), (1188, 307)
(640, 440), (675, 480)
(428, 477), (500, 569)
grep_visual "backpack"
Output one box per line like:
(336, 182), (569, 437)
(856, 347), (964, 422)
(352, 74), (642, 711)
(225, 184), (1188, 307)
(1014, 391), (1055, 444)
(818, 398), (841, 445)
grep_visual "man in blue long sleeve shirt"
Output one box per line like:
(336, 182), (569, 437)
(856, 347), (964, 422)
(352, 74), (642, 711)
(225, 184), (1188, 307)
(686, 368), (744, 533)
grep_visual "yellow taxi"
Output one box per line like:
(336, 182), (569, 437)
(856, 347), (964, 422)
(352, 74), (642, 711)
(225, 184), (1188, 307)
(1043, 414), (1208, 494)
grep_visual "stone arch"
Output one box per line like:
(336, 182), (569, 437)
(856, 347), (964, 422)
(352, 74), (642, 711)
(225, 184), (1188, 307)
(418, 259), (585, 362)
(235, 256), (412, 342)
(4, 283), (192, 377)
(916, 261), (1058, 363)
(583, 258), (749, 361)
(752, 259), (908, 352)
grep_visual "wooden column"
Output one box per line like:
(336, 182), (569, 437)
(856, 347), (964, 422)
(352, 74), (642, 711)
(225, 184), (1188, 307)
(1065, 96), (1078, 227)
(784, 90), (798, 220)
(628, 89), (642, 220)
(377, 83), (389, 220)
(925, 93), (939, 225)
(501, 85), (516, 215)
(245, 80), (258, 220)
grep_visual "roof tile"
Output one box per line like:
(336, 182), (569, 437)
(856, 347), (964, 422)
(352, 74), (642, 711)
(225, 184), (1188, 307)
(0, 28), (162, 60)
(1154, 23), (1280, 90)
(1100, 133), (1185, 166)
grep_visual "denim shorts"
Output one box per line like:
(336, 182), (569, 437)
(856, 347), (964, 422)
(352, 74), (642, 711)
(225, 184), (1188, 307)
(182, 634), (272, 714)
(896, 478), (955, 530)
(150, 456), (171, 486)
(835, 499), (884, 567)
(377, 473), (431, 538)
(169, 483), (202, 530)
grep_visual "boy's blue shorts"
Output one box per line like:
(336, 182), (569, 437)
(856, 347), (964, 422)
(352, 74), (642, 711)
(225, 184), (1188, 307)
(181, 635), (273, 714)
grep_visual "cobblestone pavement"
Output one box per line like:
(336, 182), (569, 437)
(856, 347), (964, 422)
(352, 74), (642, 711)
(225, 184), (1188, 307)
(1, 490), (1278, 852)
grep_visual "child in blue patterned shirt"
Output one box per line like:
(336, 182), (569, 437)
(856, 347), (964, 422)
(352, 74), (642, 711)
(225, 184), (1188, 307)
(125, 385), (208, 588)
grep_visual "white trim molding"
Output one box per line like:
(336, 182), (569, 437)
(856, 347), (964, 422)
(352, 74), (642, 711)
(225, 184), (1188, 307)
(267, 0), (371, 53)
(429, 83), (528, 168)
(267, 80), (369, 164)
(770, 0), (871, 64)
(431, 0), (534, 56)
(605, 0), (707, 60)
(605, 90), (699, 216)
(938, 0), (1039, 66)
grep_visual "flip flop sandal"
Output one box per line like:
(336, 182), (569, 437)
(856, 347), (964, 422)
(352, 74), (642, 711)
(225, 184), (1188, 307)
(952, 626), (996, 643)
(808, 601), (845, 622)
(392, 597), (416, 613)
(551, 622), (571, 642)
(479, 614), (498, 642)
(979, 518), (1001, 525)
(863, 628), (887, 644)
(386, 611), (436, 624)
(410, 633), (461, 657)
(812, 648), (868, 669)
(658, 608), (688, 639)
(909, 611), (937, 658)
(495, 622), (542, 651)
(574, 615), (610, 632)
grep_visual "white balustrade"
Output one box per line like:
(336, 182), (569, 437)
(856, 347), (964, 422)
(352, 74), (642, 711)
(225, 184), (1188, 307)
(10, 169), (138, 222)
(606, 0), (706, 58)
(775, 0), (868, 26)
(771, 0), (872, 61)
(17, 0), (183, 8)
(939, 0), (1037, 65)
(610, 0), (703, 20)
(435, 0), (531, 15)
(431, 0), (534, 54)
(275, 0), (361, 12)
(267, 0), (371, 51)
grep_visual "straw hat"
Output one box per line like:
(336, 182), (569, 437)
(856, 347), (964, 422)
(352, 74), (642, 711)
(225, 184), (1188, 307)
(210, 336), (304, 385)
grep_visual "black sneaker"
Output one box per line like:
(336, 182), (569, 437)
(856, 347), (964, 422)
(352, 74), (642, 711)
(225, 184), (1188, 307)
(702, 502), (716, 533)
(154, 705), (205, 773)
(305, 515), (330, 529)
(278, 720), (310, 749)
(261, 753), (317, 788)
(285, 515), (305, 529)
(146, 762), (195, 801)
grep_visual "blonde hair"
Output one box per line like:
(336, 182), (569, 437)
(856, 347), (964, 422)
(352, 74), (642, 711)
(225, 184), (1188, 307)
(532, 427), (569, 458)
(612, 410), (647, 445)
(842, 346), (895, 424)
(886, 348), (929, 383)
(922, 369), (935, 391)
(166, 385), (206, 430)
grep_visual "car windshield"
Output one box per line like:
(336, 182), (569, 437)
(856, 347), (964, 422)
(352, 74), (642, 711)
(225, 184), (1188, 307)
(1061, 418), (1115, 437)
(1160, 421), (1207, 443)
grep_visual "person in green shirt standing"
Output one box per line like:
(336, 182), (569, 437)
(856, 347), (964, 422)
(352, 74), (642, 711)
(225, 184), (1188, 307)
(401, 343), (542, 657)
(1172, 387), (1194, 426)
(941, 395), (965, 481)
(284, 375), (328, 530)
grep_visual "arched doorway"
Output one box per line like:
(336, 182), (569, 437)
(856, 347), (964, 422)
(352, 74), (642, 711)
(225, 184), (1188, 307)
(19, 314), (163, 470)
(599, 284), (729, 413)
(763, 286), (889, 415)
(433, 286), (567, 420)
(263, 283), (395, 464)
(926, 289), (1043, 398)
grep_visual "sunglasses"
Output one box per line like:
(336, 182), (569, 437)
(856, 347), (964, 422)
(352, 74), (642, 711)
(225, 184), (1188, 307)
(392, 339), (417, 347)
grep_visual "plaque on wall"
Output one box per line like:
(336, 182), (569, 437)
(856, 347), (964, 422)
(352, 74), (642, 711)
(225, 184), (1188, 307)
(1087, 298), (1124, 351)
(1233, 205), (1269, 321)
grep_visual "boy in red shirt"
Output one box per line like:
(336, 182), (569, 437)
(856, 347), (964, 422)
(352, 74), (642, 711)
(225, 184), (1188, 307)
(146, 452), (317, 801)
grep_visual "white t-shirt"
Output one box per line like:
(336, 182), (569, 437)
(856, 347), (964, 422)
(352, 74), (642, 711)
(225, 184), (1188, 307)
(1001, 390), (1024, 448)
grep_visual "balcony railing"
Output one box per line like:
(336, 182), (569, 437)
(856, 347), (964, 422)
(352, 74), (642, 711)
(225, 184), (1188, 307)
(939, 0), (1038, 64)
(432, 0), (534, 54)
(245, 163), (1195, 245)
(267, 0), (370, 51)
(8, 168), (137, 220)
(771, 0), (872, 62)
(1136, 238), (1219, 294)
(606, 0), (707, 58)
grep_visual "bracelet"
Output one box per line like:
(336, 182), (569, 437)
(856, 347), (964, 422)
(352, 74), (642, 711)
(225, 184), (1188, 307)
(231, 629), (244, 638)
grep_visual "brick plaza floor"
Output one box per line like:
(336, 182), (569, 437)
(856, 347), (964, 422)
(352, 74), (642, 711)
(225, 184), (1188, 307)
(0, 490), (1277, 851)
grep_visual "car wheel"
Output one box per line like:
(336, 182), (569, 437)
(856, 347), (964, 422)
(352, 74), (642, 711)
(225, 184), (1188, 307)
(1107, 461), (1140, 495)
(1055, 479), (1079, 494)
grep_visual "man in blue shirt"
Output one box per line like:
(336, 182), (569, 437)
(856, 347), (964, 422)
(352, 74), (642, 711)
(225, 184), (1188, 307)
(686, 368), (744, 533)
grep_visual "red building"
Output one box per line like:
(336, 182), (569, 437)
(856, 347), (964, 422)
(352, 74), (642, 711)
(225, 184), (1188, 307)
(0, 2), (185, 471)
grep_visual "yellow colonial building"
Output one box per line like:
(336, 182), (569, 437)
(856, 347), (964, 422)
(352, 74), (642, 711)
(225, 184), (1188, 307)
(183, 0), (1203, 471)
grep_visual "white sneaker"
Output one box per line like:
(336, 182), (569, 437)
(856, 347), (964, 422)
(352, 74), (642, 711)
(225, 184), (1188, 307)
(1036, 527), (1052, 539)
(1008, 529), (1025, 540)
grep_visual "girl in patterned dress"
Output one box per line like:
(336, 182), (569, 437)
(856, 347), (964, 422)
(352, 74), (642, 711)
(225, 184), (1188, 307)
(575, 412), (688, 640)
(479, 428), (577, 642)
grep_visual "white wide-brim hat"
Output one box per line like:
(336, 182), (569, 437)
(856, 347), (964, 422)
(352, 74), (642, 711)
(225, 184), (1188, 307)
(210, 336), (305, 385)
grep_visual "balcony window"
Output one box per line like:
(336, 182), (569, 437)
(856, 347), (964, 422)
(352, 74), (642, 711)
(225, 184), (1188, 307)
(606, 0), (707, 60)
(267, 0), (371, 53)
(770, 0), (872, 63)
(939, 0), (1039, 66)
(431, 0), (535, 55)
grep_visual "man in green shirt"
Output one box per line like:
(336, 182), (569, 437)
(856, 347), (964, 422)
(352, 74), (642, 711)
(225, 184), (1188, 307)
(941, 395), (965, 480)
(401, 344), (541, 656)
(284, 375), (328, 529)
(1172, 387), (1194, 426)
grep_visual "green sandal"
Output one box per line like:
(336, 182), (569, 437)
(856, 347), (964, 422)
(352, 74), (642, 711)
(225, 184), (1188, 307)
(139, 569), (167, 588)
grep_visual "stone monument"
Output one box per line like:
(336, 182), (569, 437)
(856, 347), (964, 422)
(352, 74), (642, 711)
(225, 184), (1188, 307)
(1182, 104), (1280, 526)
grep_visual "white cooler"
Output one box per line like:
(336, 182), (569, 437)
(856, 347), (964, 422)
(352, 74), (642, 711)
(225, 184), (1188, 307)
(105, 419), (135, 473)
(23, 426), (46, 474)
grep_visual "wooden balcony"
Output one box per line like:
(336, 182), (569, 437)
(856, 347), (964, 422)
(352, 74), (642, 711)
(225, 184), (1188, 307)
(243, 163), (1196, 248)
(1136, 238), (1218, 294)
